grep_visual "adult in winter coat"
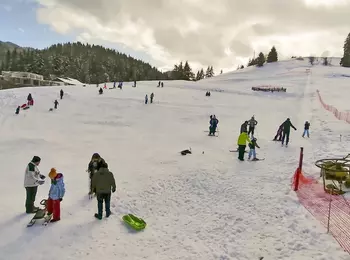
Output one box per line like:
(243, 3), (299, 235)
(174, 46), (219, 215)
(150, 93), (154, 103)
(60, 89), (64, 99)
(88, 153), (107, 195)
(145, 94), (148, 104)
(24, 156), (45, 213)
(302, 121), (310, 138)
(240, 121), (248, 134)
(281, 118), (297, 146)
(91, 162), (116, 219)
(248, 116), (258, 136)
(47, 168), (65, 222)
(237, 131), (251, 161)
(209, 115), (219, 136)
(54, 100), (59, 109)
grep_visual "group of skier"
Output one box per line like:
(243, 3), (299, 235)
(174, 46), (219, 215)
(145, 93), (155, 104)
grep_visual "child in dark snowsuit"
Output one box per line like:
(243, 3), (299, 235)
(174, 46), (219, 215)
(15, 106), (20, 114)
(302, 121), (310, 138)
(99, 88), (103, 95)
(145, 95), (148, 104)
(209, 115), (219, 136)
(248, 138), (260, 160)
(60, 89), (64, 99)
(150, 93), (154, 103)
(54, 100), (59, 109)
(273, 124), (284, 141)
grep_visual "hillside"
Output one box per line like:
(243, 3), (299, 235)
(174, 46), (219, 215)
(0, 59), (349, 260)
(0, 41), (168, 84)
(0, 41), (23, 63)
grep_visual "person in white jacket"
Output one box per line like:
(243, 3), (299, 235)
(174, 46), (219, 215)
(24, 156), (45, 213)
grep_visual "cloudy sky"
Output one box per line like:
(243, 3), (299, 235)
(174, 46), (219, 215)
(0, 0), (349, 72)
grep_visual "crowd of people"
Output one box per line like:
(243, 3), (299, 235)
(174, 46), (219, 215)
(252, 86), (287, 92)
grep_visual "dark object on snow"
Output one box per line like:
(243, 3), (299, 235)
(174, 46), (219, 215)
(281, 118), (297, 146)
(180, 148), (192, 155)
(205, 91), (211, 96)
(150, 93), (154, 103)
(99, 88), (103, 95)
(15, 106), (20, 114)
(27, 199), (52, 227)
(54, 100), (59, 109)
(60, 89), (64, 99)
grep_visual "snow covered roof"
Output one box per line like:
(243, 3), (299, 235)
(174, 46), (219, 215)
(56, 77), (85, 85)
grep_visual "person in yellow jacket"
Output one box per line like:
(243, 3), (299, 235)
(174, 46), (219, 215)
(237, 131), (252, 161)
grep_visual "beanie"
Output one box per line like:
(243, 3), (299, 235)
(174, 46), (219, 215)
(32, 156), (41, 163)
(48, 168), (57, 179)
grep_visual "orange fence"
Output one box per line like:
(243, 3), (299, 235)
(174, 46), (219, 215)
(316, 90), (350, 123)
(292, 148), (350, 255)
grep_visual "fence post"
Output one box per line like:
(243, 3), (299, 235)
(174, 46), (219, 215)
(294, 147), (304, 191)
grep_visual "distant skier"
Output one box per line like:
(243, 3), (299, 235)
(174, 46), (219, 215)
(60, 89), (64, 99)
(248, 116), (258, 137)
(15, 106), (20, 115)
(113, 82), (116, 88)
(157, 81), (161, 87)
(99, 87), (103, 95)
(47, 168), (65, 222)
(237, 130), (251, 161)
(27, 93), (34, 106)
(133, 80), (137, 87)
(24, 156), (45, 213)
(145, 94), (148, 104)
(161, 82), (164, 88)
(208, 115), (219, 136)
(273, 124), (284, 141)
(150, 93), (154, 103)
(240, 121), (248, 134)
(91, 162), (116, 219)
(248, 137), (260, 161)
(87, 153), (107, 197)
(281, 118), (297, 146)
(54, 100), (59, 109)
(302, 121), (310, 138)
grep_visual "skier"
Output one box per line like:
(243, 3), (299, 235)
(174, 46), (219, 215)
(24, 156), (46, 213)
(161, 82), (164, 88)
(27, 93), (34, 106)
(133, 80), (136, 87)
(157, 81), (161, 87)
(302, 121), (310, 138)
(145, 94), (148, 104)
(150, 93), (154, 103)
(248, 137), (260, 161)
(99, 87), (103, 95)
(240, 121), (248, 134)
(113, 82), (116, 88)
(237, 130), (251, 161)
(15, 106), (20, 115)
(87, 153), (107, 197)
(273, 124), (284, 141)
(248, 116), (258, 137)
(60, 89), (64, 99)
(91, 162), (116, 219)
(47, 168), (65, 222)
(54, 100), (59, 109)
(208, 115), (219, 136)
(281, 118), (297, 146)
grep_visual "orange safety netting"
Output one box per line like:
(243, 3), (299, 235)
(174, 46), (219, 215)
(317, 90), (350, 124)
(292, 168), (350, 254)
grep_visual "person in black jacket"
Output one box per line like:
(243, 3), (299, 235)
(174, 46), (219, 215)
(302, 121), (310, 138)
(240, 121), (248, 134)
(281, 118), (297, 146)
(88, 153), (107, 196)
(60, 89), (64, 99)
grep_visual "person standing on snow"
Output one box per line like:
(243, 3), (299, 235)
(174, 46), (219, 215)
(240, 121), (248, 134)
(208, 115), (219, 136)
(150, 93), (154, 103)
(281, 118), (297, 146)
(99, 87), (103, 95)
(248, 137), (260, 161)
(237, 130), (251, 161)
(15, 106), (20, 115)
(248, 116), (258, 137)
(54, 100), (59, 109)
(47, 168), (65, 222)
(273, 124), (284, 141)
(88, 153), (107, 197)
(24, 156), (46, 213)
(145, 94), (148, 104)
(91, 162), (116, 219)
(60, 89), (64, 100)
(302, 121), (310, 138)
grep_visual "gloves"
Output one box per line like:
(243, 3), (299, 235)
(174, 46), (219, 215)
(59, 198), (63, 202)
(40, 174), (46, 180)
(37, 180), (45, 185)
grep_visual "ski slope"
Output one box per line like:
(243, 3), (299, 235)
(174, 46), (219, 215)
(0, 58), (349, 260)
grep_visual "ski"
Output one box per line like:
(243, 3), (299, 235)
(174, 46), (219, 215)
(249, 158), (265, 161)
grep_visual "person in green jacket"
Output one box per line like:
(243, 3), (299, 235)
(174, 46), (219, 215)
(237, 131), (251, 161)
(91, 162), (116, 219)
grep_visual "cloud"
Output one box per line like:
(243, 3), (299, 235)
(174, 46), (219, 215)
(18, 28), (25, 33)
(34, 0), (350, 71)
(1, 4), (12, 12)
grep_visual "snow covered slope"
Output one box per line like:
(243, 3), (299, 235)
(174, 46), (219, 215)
(0, 59), (349, 260)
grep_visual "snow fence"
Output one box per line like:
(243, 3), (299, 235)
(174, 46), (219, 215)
(317, 90), (350, 124)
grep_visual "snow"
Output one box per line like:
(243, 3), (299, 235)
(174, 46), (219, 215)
(0, 59), (350, 260)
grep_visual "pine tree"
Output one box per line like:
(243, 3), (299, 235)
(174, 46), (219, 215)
(209, 66), (214, 77)
(256, 52), (266, 67)
(267, 46), (278, 63)
(183, 61), (194, 80)
(341, 32), (350, 67)
(205, 66), (211, 78)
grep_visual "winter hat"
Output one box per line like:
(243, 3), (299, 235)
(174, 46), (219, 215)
(32, 156), (41, 163)
(92, 153), (100, 159)
(48, 168), (57, 179)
